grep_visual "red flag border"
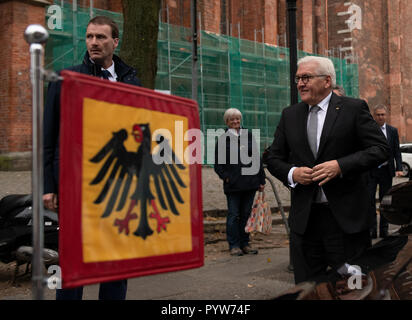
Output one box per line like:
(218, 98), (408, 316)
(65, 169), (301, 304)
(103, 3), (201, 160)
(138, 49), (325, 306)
(59, 70), (204, 288)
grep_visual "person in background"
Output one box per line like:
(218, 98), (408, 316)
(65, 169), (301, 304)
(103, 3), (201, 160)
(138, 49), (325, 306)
(214, 108), (265, 256)
(368, 104), (403, 239)
(43, 16), (141, 300)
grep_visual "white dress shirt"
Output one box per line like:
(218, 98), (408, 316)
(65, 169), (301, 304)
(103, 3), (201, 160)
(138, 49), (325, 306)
(101, 61), (117, 82)
(287, 92), (333, 203)
(381, 123), (387, 138)
(379, 123), (388, 167)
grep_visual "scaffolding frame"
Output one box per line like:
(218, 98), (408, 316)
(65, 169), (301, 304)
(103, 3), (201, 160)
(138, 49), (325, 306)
(45, 2), (360, 160)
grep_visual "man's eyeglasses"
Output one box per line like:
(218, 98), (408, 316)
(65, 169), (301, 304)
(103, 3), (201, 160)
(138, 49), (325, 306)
(295, 74), (328, 84)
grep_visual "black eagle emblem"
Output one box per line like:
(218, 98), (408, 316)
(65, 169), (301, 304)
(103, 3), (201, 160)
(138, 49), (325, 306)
(89, 123), (187, 240)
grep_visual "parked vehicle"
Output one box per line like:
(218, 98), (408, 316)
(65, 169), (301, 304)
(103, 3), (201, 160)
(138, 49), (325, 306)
(0, 194), (59, 282)
(400, 143), (412, 177)
(380, 180), (412, 227)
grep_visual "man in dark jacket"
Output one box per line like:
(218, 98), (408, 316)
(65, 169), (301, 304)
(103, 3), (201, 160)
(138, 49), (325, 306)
(368, 104), (403, 239)
(43, 16), (141, 300)
(264, 56), (389, 284)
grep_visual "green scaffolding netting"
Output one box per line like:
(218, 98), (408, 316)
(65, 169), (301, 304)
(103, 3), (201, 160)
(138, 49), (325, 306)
(45, 3), (359, 160)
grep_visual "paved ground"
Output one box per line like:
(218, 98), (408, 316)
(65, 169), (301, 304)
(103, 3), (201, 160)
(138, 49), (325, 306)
(35, 225), (293, 300)
(0, 168), (407, 300)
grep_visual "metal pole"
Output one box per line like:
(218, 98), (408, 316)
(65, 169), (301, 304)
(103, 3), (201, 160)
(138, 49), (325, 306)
(89, 0), (94, 18)
(73, 0), (78, 64)
(262, 28), (268, 146)
(254, 29), (256, 54)
(191, 0), (198, 101)
(339, 46), (343, 87)
(227, 29), (231, 107)
(265, 174), (292, 273)
(199, 12), (205, 131)
(265, 176), (290, 236)
(24, 24), (49, 300)
(287, 0), (298, 105)
(166, 5), (172, 93)
(237, 23), (243, 111)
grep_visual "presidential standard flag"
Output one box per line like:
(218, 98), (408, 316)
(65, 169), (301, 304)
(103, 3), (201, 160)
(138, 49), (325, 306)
(58, 71), (203, 288)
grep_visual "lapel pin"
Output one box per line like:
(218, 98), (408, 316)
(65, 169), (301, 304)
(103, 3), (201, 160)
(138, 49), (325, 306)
(336, 106), (340, 110)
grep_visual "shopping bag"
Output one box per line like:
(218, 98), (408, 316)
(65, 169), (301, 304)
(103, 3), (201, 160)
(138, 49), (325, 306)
(245, 191), (272, 234)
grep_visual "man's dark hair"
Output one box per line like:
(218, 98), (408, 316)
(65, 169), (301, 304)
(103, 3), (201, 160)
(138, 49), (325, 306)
(333, 85), (345, 96)
(88, 16), (119, 39)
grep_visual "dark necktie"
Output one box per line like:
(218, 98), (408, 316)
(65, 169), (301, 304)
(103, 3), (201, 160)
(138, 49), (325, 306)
(307, 105), (321, 157)
(101, 70), (111, 80)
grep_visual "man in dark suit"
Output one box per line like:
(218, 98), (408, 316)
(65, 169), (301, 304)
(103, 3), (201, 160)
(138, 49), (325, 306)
(43, 16), (141, 300)
(264, 56), (389, 284)
(368, 104), (403, 239)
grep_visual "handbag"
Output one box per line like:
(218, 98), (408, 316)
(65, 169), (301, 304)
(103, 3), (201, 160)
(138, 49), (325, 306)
(245, 191), (272, 234)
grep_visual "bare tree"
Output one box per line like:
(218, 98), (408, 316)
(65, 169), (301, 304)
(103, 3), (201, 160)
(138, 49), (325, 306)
(120, 0), (161, 89)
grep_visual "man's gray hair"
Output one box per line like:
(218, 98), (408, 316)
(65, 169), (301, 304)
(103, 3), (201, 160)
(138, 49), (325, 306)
(297, 56), (336, 87)
(223, 108), (242, 124)
(373, 104), (388, 113)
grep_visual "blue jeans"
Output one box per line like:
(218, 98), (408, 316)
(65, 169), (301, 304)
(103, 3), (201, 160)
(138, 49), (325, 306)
(56, 279), (127, 300)
(226, 190), (257, 250)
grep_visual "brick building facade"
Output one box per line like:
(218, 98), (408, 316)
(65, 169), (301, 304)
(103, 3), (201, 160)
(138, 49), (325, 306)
(1, 0), (411, 169)
(157, 0), (412, 144)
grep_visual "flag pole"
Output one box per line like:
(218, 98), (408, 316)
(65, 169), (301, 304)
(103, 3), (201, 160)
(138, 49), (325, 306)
(24, 24), (49, 300)
(191, 0), (198, 102)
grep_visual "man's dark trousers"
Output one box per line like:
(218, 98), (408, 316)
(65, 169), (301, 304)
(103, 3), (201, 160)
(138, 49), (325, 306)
(56, 280), (127, 300)
(290, 203), (370, 284)
(368, 165), (392, 237)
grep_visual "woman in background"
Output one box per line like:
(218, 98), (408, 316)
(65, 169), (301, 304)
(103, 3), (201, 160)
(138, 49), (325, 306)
(214, 108), (265, 256)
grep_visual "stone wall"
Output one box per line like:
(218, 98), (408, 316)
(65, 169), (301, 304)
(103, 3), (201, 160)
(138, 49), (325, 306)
(337, 0), (412, 142)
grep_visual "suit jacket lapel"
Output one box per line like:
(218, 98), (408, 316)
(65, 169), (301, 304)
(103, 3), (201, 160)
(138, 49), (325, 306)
(385, 125), (391, 143)
(317, 93), (341, 158)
